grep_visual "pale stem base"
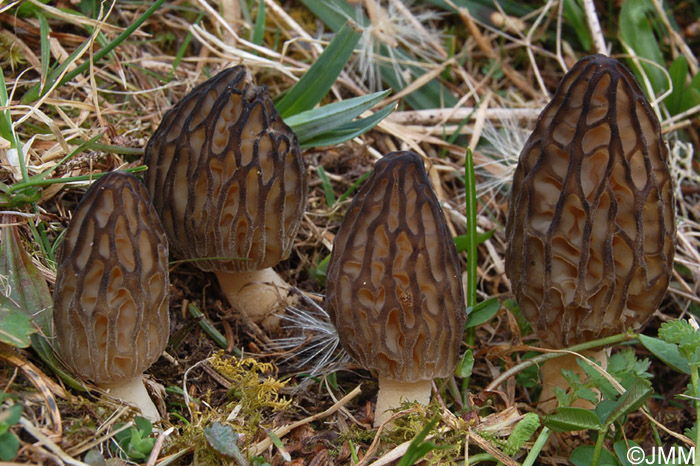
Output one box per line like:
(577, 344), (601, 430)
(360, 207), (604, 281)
(374, 378), (432, 428)
(101, 376), (160, 421)
(539, 349), (608, 413)
(215, 268), (292, 331)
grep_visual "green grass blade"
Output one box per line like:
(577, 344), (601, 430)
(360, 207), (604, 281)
(0, 72), (13, 144)
(285, 90), (390, 141)
(337, 170), (372, 204)
(24, 0), (167, 102)
(37, 12), (51, 93)
(300, 0), (365, 31)
(562, 0), (592, 51)
(251, 0), (266, 47)
(276, 21), (361, 118)
(299, 103), (394, 148)
(316, 166), (336, 207)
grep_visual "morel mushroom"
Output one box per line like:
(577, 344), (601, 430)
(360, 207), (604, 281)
(53, 172), (170, 421)
(326, 151), (466, 427)
(505, 55), (675, 409)
(145, 66), (307, 331)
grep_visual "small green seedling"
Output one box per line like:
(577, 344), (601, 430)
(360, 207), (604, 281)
(0, 396), (22, 461)
(111, 417), (156, 461)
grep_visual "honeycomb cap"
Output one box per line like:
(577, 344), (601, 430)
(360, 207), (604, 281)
(505, 55), (676, 348)
(53, 172), (170, 384)
(326, 151), (465, 382)
(144, 66), (307, 272)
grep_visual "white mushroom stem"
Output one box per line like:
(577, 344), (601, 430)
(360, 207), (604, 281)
(100, 376), (160, 422)
(374, 378), (432, 428)
(539, 349), (608, 412)
(215, 268), (292, 331)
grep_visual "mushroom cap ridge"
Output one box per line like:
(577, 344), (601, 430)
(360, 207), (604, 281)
(53, 171), (170, 384)
(144, 66), (307, 273)
(326, 151), (466, 383)
(505, 54), (676, 348)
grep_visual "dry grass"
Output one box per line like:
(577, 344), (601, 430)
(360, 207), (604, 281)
(1, 0), (699, 464)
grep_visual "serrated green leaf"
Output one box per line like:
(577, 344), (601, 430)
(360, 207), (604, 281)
(276, 21), (361, 118)
(285, 90), (390, 142)
(299, 104), (394, 148)
(464, 298), (499, 328)
(639, 334), (691, 375)
(603, 379), (652, 428)
(545, 407), (602, 432)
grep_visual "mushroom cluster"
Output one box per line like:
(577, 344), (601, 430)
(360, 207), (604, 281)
(326, 151), (465, 427)
(505, 55), (675, 408)
(53, 171), (170, 420)
(145, 66), (307, 330)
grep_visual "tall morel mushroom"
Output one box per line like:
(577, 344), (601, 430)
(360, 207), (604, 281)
(53, 171), (170, 421)
(326, 151), (465, 427)
(145, 66), (307, 330)
(505, 55), (675, 409)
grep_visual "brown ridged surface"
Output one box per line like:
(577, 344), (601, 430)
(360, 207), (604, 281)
(53, 172), (169, 384)
(144, 66), (307, 272)
(326, 151), (465, 382)
(505, 55), (675, 348)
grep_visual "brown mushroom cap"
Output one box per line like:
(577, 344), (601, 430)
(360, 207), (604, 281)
(144, 66), (307, 273)
(505, 55), (675, 348)
(53, 172), (169, 384)
(326, 151), (465, 382)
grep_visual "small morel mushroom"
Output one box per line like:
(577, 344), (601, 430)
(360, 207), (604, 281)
(326, 151), (465, 427)
(145, 66), (307, 331)
(53, 172), (170, 421)
(505, 55), (675, 410)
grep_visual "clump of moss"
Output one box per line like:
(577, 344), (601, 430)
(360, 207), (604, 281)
(210, 353), (291, 422)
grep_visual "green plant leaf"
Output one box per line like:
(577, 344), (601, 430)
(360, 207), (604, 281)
(602, 379), (652, 428)
(571, 445), (620, 466)
(464, 298), (499, 328)
(618, 0), (667, 96)
(614, 440), (641, 466)
(285, 90), (390, 142)
(0, 297), (34, 348)
(545, 407), (602, 432)
(457, 348), (474, 378)
(639, 334), (691, 375)
(276, 21), (361, 118)
(0, 220), (52, 335)
(299, 103), (394, 148)
(453, 230), (495, 252)
(204, 422), (248, 464)
(0, 431), (19, 461)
